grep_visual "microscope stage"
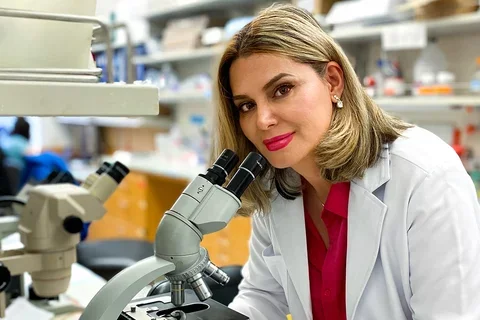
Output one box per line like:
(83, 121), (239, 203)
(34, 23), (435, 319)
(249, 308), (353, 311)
(119, 289), (249, 320)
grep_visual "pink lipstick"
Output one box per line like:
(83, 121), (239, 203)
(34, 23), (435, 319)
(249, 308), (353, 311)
(263, 132), (294, 151)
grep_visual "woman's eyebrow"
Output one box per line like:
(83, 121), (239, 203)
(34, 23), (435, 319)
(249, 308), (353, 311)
(262, 73), (293, 91)
(232, 73), (293, 101)
(232, 94), (250, 102)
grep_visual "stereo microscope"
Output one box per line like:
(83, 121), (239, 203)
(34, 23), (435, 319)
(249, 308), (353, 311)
(79, 149), (266, 320)
(0, 161), (130, 317)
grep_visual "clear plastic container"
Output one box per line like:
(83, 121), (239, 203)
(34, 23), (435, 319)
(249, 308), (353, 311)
(470, 57), (480, 94)
(158, 63), (179, 92)
(185, 115), (210, 165)
(413, 38), (447, 85)
(144, 63), (179, 93)
(413, 38), (450, 96)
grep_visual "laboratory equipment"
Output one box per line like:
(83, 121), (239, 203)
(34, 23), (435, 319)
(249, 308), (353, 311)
(119, 289), (247, 319)
(0, 161), (130, 317)
(470, 57), (480, 94)
(0, 5), (158, 116)
(79, 149), (267, 320)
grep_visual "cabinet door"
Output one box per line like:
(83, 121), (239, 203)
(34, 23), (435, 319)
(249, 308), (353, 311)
(204, 217), (251, 267)
(87, 172), (149, 241)
(224, 216), (252, 266)
(87, 214), (146, 240)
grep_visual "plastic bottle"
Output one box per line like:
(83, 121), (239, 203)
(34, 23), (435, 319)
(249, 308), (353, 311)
(413, 38), (447, 95)
(470, 57), (480, 94)
(373, 59), (385, 97)
(158, 63), (179, 92)
(187, 114), (209, 164)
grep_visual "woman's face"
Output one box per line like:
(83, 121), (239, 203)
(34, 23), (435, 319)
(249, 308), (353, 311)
(229, 53), (340, 169)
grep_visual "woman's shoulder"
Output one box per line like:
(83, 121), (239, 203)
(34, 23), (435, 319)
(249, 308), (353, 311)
(388, 126), (463, 175)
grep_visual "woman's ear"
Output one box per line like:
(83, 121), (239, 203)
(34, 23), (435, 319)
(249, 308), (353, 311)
(325, 61), (344, 103)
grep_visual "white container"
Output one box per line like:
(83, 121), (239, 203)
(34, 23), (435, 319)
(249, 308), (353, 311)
(0, 0), (97, 69)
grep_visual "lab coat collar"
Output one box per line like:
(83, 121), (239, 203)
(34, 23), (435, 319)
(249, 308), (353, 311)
(270, 144), (391, 320)
(352, 145), (391, 192)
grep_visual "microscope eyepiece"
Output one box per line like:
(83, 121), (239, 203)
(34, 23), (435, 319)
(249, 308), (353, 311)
(225, 152), (267, 199)
(95, 162), (112, 175)
(240, 152), (267, 177)
(43, 170), (76, 185)
(106, 161), (130, 184)
(200, 149), (239, 185)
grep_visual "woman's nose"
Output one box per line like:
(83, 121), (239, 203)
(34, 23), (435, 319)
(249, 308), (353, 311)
(256, 104), (277, 130)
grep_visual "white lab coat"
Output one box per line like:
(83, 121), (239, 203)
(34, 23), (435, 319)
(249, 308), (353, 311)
(229, 126), (480, 320)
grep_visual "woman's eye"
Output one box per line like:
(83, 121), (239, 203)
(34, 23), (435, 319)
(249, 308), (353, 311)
(274, 84), (293, 97)
(239, 102), (255, 113)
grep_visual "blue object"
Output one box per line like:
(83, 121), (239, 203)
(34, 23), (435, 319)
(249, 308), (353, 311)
(20, 152), (69, 187)
(80, 222), (91, 241)
(135, 44), (147, 81)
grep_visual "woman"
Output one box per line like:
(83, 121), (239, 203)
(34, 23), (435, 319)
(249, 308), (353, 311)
(213, 4), (480, 320)
(2, 117), (30, 170)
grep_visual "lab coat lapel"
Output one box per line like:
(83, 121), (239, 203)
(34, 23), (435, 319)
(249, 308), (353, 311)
(271, 195), (312, 320)
(347, 146), (390, 320)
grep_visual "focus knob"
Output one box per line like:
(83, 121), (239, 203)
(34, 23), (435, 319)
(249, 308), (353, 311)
(63, 216), (84, 234)
(0, 263), (11, 293)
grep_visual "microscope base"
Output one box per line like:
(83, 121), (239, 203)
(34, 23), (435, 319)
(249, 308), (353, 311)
(119, 289), (249, 320)
(30, 294), (83, 315)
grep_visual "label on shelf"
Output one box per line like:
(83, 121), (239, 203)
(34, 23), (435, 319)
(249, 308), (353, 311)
(381, 22), (427, 51)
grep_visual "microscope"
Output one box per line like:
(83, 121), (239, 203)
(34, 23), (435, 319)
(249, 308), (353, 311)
(0, 160), (130, 317)
(79, 149), (266, 320)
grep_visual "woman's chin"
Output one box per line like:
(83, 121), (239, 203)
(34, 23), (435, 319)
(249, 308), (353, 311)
(266, 155), (297, 170)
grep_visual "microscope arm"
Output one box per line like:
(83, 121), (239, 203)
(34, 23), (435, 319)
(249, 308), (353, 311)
(79, 256), (174, 320)
(1, 247), (75, 276)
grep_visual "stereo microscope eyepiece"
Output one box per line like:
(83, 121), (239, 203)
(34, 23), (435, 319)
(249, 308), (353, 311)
(105, 161), (130, 184)
(95, 161), (112, 175)
(200, 149), (239, 185)
(82, 162), (113, 190)
(88, 161), (130, 203)
(225, 152), (267, 199)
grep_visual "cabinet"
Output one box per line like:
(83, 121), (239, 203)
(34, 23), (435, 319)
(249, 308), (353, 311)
(87, 171), (253, 267)
(87, 171), (150, 240)
(202, 216), (252, 267)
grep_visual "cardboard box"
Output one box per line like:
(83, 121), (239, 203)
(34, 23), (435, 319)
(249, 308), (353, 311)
(403, 0), (479, 20)
(294, 0), (340, 15)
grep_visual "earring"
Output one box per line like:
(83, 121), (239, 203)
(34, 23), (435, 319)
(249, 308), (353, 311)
(333, 95), (343, 109)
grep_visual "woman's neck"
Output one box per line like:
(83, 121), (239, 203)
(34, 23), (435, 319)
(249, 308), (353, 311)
(292, 154), (331, 204)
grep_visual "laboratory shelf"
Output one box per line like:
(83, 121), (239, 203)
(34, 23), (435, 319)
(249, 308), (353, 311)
(330, 11), (480, 42)
(57, 116), (173, 129)
(0, 81), (159, 116)
(133, 47), (224, 66)
(135, 12), (480, 66)
(91, 40), (145, 53)
(146, 0), (265, 21)
(158, 90), (211, 105)
(375, 95), (480, 112)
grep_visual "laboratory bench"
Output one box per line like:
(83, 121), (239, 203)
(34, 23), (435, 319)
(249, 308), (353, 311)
(71, 155), (252, 268)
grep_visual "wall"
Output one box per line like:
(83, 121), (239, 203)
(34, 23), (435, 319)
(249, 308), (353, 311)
(31, 118), (74, 152)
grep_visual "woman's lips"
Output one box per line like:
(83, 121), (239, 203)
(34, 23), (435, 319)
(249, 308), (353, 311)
(263, 132), (294, 151)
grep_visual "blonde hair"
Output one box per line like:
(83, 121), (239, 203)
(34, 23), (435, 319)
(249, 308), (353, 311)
(213, 3), (411, 216)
